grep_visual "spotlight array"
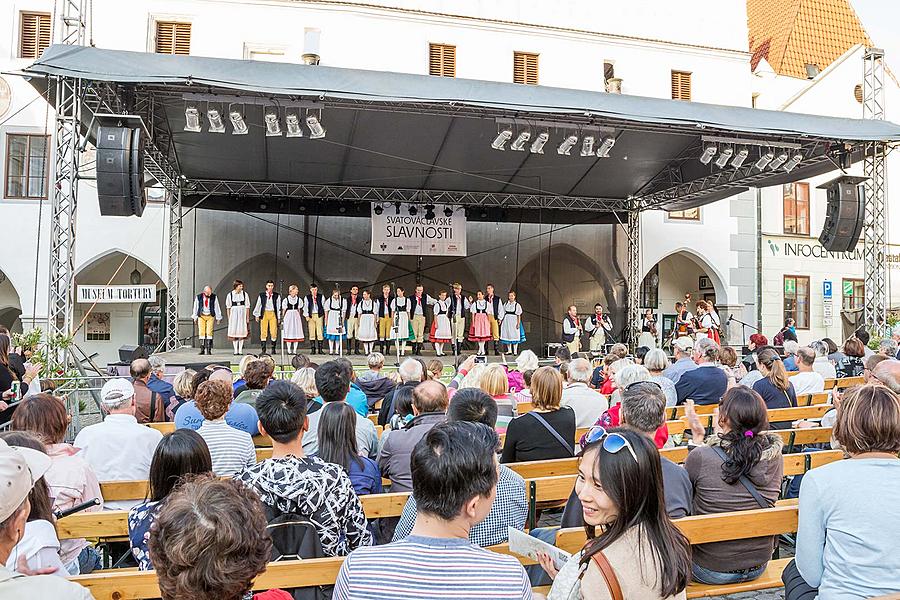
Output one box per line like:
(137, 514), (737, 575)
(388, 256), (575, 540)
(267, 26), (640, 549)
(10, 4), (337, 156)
(698, 137), (804, 173)
(490, 128), (618, 159)
(183, 105), (327, 139)
(373, 202), (458, 220)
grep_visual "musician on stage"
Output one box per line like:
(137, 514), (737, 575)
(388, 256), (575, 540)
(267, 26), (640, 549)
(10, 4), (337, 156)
(345, 285), (361, 355)
(304, 283), (325, 355)
(449, 282), (470, 355)
(192, 285), (222, 355)
(377, 284), (394, 355)
(583, 303), (612, 353)
(561, 304), (584, 355)
(252, 280), (281, 355)
(638, 308), (657, 349)
(674, 300), (695, 339)
(485, 283), (502, 355)
(695, 300), (721, 344)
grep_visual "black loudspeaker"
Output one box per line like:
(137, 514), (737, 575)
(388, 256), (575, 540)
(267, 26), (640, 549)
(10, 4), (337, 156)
(97, 126), (145, 217)
(817, 176), (867, 253)
(118, 344), (149, 363)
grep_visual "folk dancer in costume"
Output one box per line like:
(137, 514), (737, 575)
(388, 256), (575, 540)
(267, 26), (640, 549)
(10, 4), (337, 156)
(390, 287), (414, 357)
(695, 300), (721, 345)
(449, 282), (470, 355)
(344, 285), (361, 355)
(323, 287), (347, 356)
(304, 283), (325, 354)
(707, 301), (722, 341)
(224, 279), (251, 355)
(377, 284), (394, 355)
(253, 280), (281, 355)
(281, 285), (305, 355)
(192, 286), (222, 355)
(485, 283), (502, 355)
(355, 289), (379, 355)
(499, 291), (525, 355)
(638, 308), (658, 349)
(429, 290), (453, 356)
(583, 303), (612, 353)
(670, 300), (696, 348)
(410, 284), (436, 355)
(562, 304), (584, 356)
(468, 290), (493, 355)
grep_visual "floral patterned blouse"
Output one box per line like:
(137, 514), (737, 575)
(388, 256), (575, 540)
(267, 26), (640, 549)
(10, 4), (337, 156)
(127, 500), (162, 570)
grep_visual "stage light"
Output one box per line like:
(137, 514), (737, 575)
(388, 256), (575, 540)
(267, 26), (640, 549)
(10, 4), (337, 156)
(374, 204), (384, 215)
(408, 205), (418, 216)
(491, 129), (513, 150)
(338, 205), (346, 214)
(444, 206), (453, 217)
(768, 151), (789, 170)
(783, 152), (803, 172)
(557, 135), (578, 155)
(755, 149), (774, 170)
(699, 144), (717, 165)
(424, 204), (436, 220)
(530, 132), (549, 154)
(395, 202), (401, 215)
(580, 135), (595, 157)
(285, 113), (303, 138)
(264, 112), (282, 137)
(184, 107), (201, 132)
(306, 115), (326, 139)
(714, 146), (734, 168)
(510, 131), (531, 151)
(596, 136), (616, 158)
(229, 110), (248, 135)
(731, 147), (749, 168)
(206, 108), (225, 133)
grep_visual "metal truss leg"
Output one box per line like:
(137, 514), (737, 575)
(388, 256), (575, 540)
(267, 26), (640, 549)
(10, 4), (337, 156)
(863, 47), (887, 331)
(626, 206), (641, 350)
(164, 188), (182, 351)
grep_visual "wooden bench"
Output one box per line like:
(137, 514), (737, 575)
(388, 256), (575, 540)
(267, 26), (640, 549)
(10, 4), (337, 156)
(824, 375), (864, 390)
(667, 405), (833, 435)
(796, 391), (831, 406)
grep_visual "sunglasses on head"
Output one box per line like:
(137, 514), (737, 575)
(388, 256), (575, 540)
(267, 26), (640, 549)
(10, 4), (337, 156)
(580, 426), (638, 463)
(625, 380), (663, 392)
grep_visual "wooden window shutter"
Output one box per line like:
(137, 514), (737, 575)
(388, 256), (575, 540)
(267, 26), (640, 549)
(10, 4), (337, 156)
(428, 43), (456, 77)
(156, 21), (191, 55)
(514, 52), (539, 85)
(671, 70), (691, 101)
(20, 12), (52, 59)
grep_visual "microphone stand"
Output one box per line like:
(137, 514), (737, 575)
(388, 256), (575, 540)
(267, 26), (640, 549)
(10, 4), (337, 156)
(450, 282), (459, 366)
(391, 281), (401, 367)
(279, 278), (286, 368)
(726, 314), (759, 348)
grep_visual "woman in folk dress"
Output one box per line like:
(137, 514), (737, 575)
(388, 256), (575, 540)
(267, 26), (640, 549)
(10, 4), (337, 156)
(429, 290), (453, 356)
(468, 290), (493, 355)
(499, 290), (525, 355)
(225, 279), (251, 355)
(355, 290), (379, 356)
(281, 285), (305, 355)
(323, 288), (347, 355)
(390, 287), (413, 357)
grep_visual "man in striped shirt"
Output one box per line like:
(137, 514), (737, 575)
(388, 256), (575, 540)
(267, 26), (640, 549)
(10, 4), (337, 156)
(335, 421), (532, 599)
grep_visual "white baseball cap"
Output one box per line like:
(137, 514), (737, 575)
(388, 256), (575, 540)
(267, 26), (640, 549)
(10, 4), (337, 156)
(0, 438), (51, 522)
(100, 378), (135, 407)
(674, 337), (694, 352)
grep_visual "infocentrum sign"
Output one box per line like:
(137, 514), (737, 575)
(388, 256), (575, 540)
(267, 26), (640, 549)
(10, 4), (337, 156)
(765, 238), (863, 261)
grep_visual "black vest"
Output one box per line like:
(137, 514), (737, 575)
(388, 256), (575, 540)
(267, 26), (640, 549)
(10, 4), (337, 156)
(377, 295), (393, 318)
(344, 294), (360, 319)
(562, 315), (578, 343)
(410, 294), (431, 315)
(305, 294), (325, 317)
(449, 295), (466, 318)
(196, 293), (216, 317)
(258, 292), (280, 313)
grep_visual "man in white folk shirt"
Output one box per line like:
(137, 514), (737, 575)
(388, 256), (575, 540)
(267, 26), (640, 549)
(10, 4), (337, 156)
(73, 379), (162, 511)
(561, 304), (584, 356)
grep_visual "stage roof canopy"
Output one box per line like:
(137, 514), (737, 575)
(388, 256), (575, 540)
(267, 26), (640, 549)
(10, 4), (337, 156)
(23, 45), (900, 217)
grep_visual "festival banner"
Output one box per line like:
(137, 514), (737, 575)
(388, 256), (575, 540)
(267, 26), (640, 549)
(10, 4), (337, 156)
(370, 203), (466, 256)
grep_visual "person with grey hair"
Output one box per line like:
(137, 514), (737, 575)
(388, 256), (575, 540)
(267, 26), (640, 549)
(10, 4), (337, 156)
(810, 341), (837, 380)
(783, 340), (800, 371)
(377, 358), (425, 426)
(878, 338), (898, 359)
(675, 338), (727, 405)
(560, 357), (609, 427)
(663, 337), (698, 385)
(147, 355), (175, 414)
(791, 347), (825, 396)
(644, 348), (678, 407)
(609, 363), (650, 408)
(130, 358), (165, 424)
(73, 379), (162, 511)
(872, 360), (900, 395)
(356, 352), (396, 411)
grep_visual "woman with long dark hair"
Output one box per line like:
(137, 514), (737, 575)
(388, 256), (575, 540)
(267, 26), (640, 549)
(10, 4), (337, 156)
(317, 402), (382, 496)
(752, 347), (797, 428)
(538, 428), (691, 599)
(128, 429), (213, 570)
(684, 386), (783, 585)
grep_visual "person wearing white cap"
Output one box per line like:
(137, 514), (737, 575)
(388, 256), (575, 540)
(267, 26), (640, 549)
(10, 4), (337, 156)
(0, 438), (94, 598)
(662, 337), (698, 385)
(73, 379), (163, 511)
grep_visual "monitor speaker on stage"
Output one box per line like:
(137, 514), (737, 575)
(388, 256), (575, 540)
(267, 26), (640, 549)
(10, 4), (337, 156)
(817, 175), (867, 253)
(97, 126), (146, 217)
(118, 344), (149, 363)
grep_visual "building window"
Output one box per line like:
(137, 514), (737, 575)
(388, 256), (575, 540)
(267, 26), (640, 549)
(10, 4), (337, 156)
(5, 134), (49, 199)
(155, 21), (191, 55)
(20, 12), (52, 59)
(783, 182), (810, 235)
(668, 208), (700, 221)
(429, 43), (456, 77)
(639, 264), (659, 309)
(513, 52), (539, 85)
(671, 70), (691, 101)
(784, 275), (810, 330)
(603, 61), (615, 82)
(842, 278), (864, 311)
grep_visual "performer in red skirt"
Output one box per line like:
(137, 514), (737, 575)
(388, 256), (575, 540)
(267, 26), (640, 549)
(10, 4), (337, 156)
(467, 290), (493, 355)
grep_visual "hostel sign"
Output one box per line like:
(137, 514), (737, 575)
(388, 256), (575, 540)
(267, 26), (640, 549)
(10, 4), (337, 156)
(77, 285), (156, 303)
(370, 203), (467, 256)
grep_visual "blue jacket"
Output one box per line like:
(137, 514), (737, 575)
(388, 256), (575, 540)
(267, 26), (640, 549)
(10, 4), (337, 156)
(174, 400), (260, 436)
(147, 375), (175, 408)
(346, 382), (369, 417)
(675, 364), (728, 405)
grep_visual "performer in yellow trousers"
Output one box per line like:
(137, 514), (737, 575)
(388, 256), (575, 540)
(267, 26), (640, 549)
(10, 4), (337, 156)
(409, 283), (435, 355)
(253, 280), (281, 355)
(377, 284), (394, 354)
(486, 283), (502, 355)
(304, 283), (325, 354)
(192, 286), (222, 355)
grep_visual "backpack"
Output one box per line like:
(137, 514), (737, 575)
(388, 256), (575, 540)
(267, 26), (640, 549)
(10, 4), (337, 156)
(264, 505), (333, 600)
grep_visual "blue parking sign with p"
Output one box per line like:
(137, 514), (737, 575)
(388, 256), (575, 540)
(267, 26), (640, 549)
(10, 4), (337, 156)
(823, 280), (832, 299)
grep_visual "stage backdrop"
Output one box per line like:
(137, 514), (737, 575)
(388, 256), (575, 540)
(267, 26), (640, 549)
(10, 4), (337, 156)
(370, 203), (466, 256)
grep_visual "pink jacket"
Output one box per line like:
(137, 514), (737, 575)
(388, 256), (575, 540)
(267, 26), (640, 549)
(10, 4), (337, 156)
(46, 443), (104, 565)
(506, 368), (525, 394)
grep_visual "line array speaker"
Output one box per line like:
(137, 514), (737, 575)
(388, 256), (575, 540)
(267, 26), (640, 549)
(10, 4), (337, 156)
(96, 126), (146, 217)
(817, 176), (867, 253)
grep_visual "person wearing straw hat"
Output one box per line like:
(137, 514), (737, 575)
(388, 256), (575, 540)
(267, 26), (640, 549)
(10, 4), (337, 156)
(0, 438), (93, 598)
